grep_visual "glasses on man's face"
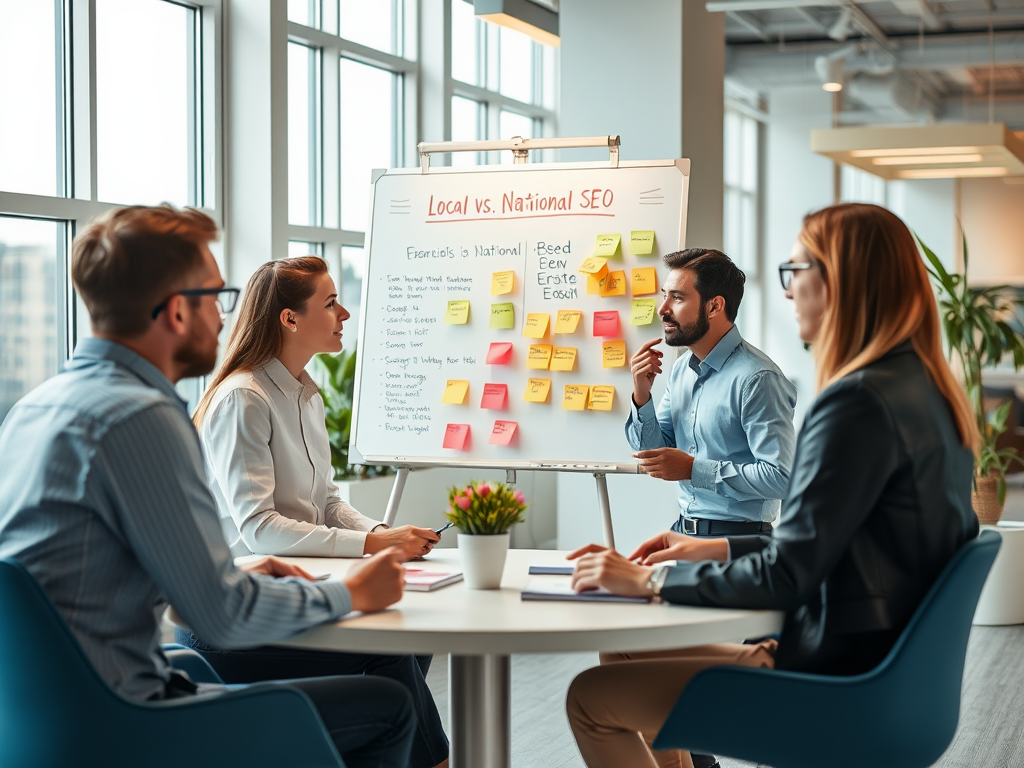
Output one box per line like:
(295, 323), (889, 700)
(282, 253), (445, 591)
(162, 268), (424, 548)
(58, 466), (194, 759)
(151, 288), (241, 320)
(778, 262), (813, 291)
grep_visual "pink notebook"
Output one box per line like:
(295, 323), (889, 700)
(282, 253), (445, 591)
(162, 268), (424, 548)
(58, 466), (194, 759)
(403, 567), (464, 592)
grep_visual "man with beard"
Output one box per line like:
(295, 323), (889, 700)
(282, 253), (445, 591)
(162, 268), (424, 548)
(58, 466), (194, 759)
(627, 248), (796, 544)
(0, 205), (416, 768)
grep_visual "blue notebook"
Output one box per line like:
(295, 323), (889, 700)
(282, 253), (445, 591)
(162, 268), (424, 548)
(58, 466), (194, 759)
(520, 578), (651, 604)
(528, 564), (575, 575)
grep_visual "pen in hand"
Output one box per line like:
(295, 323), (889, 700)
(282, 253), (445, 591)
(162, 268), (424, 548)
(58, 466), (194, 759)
(433, 521), (455, 535)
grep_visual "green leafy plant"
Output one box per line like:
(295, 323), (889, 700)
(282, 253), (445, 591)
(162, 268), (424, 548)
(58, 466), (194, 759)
(917, 232), (1024, 502)
(445, 481), (530, 535)
(313, 347), (393, 481)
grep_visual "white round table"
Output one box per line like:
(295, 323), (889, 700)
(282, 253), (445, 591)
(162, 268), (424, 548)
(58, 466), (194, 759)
(974, 522), (1024, 625)
(272, 549), (782, 768)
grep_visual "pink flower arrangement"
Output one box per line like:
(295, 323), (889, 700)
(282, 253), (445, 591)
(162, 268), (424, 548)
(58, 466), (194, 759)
(444, 480), (530, 535)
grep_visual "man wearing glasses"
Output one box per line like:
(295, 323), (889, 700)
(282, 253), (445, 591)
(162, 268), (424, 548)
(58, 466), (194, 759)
(0, 205), (415, 768)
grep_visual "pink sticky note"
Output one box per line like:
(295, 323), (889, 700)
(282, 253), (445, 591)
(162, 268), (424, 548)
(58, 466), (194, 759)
(489, 420), (518, 445)
(593, 311), (620, 337)
(486, 342), (513, 365)
(480, 383), (509, 410)
(442, 423), (470, 450)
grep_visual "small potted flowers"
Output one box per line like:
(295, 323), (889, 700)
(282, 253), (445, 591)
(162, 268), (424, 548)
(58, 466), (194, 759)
(445, 481), (530, 589)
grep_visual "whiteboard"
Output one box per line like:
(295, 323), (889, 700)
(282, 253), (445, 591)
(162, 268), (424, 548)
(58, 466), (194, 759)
(350, 159), (689, 472)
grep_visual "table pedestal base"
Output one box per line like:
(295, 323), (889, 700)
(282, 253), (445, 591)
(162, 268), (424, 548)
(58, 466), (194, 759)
(449, 653), (511, 768)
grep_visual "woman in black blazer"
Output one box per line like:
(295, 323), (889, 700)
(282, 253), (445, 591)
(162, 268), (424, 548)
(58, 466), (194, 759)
(566, 203), (980, 768)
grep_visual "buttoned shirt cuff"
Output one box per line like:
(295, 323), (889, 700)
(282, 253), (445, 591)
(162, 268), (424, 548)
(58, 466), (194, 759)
(316, 579), (354, 618)
(691, 458), (719, 492)
(725, 540), (732, 561)
(333, 530), (370, 558)
(632, 395), (658, 422)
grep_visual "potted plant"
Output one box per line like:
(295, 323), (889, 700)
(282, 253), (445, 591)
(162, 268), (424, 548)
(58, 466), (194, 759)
(918, 234), (1024, 523)
(445, 481), (530, 589)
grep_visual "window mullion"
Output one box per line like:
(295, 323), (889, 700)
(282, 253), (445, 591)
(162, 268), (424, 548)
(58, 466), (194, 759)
(323, 45), (341, 229)
(68, 0), (97, 202)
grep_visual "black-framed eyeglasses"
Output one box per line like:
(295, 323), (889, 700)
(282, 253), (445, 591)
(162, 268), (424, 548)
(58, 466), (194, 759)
(778, 262), (813, 291)
(151, 288), (241, 320)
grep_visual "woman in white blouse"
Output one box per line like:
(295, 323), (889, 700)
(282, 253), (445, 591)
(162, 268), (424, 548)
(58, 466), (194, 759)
(180, 255), (448, 768)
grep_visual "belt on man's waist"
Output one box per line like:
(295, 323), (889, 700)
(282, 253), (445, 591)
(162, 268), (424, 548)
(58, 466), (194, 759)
(680, 517), (773, 536)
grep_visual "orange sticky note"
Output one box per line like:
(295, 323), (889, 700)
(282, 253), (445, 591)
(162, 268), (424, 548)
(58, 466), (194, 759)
(480, 383), (508, 410)
(486, 342), (513, 364)
(550, 347), (577, 372)
(578, 257), (608, 277)
(526, 344), (553, 370)
(442, 423), (470, 450)
(588, 385), (615, 411)
(602, 340), (627, 368)
(523, 378), (551, 403)
(554, 309), (582, 334)
(491, 270), (515, 295)
(441, 379), (470, 404)
(631, 267), (658, 296)
(523, 313), (550, 339)
(587, 273), (605, 295)
(489, 420), (518, 445)
(593, 311), (620, 337)
(600, 270), (626, 297)
(562, 385), (590, 411)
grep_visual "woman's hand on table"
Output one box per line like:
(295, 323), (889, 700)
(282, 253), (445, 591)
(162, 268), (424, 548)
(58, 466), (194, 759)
(566, 544), (654, 598)
(364, 525), (440, 561)
(345, 547), (406, 613)
(628, 531), (729, 565)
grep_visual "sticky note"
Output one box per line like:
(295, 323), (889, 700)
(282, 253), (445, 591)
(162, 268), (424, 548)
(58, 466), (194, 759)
(631, 298), (657, 325)
(551, 347), (577, 372)
(587, 273), (605, 295)
(588, 385), (615, 411)
(593, 311), (620, 337)
(490, 302), (515, 330)
(523, 313), (550, 339)
(524, 378), (552, 403)
(486, 342), (513, 365)
(445, 300), (470, 325)
(600, 270), (626, 297)
(442, 379), (470, 404)
(480, 383), (508, 410)
(593, 234), (621, 258)
(602, 340), (627, 368)
(578, 257), (608, 278)
(630, 230), (656, 255)
(631, 267), (658, 296)
(489, 420), (518, 446)
(562, 385), (590, 411)
(554, 310), (582, 334)
(491, 270), (515, 295)
(443, 424), (470, 450)
(526, 344), (553, 370)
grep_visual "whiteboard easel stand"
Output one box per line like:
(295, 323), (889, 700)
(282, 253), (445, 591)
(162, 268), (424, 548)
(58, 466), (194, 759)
(376, 135), (627, 548)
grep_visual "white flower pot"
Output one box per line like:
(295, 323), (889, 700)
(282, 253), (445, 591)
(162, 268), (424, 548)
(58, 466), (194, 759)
(457, 533), (510, 589)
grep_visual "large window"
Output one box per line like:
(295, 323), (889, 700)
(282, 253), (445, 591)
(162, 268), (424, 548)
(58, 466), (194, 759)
(723, 107), (763, 339)
(841, 165), (887, 205)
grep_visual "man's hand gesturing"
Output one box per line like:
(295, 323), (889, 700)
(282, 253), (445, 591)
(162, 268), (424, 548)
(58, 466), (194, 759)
(631, 338), (664, 407)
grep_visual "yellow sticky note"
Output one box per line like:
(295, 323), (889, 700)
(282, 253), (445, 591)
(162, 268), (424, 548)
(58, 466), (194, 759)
(554, 309), (582, 334)
(551, 347), (577, 372)
(588, 385), (615, 411)
(441, 379), (469, 404)
(524, 378), (552, 403)
(562, 384), (590, 411)
(491, 270), (515, 296)
(490, 303), (515, 330)
(631, 267), (658, 296)
(629, 230), (656, 255)
(593, 234), (621, 258)
(600, 270), (627, 297)
(602, 340), (627, 368)
(445, 300), (470, 324)
(631, 298), (657, 325)
(587, 273), (605, 295)
(523, 313), (550, 339)
(578, 257), (608, 277)
(526, 344), (553, 370)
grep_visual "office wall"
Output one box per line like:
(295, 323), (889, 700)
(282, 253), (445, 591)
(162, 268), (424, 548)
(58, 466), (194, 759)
(960, 178), (1024, 286)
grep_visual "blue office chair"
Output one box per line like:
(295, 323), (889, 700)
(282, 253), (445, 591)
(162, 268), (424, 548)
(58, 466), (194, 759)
(0, 558), (345, 768)
(653, 530), (1001, 768)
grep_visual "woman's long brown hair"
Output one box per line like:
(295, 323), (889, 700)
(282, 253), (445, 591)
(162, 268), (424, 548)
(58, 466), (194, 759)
(192, 256), (328, 426)
(800, 203), (979, 451)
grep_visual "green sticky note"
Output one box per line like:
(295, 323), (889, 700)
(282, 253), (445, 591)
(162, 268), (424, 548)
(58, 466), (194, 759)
(631, 298), (657, 325)
(490, 302), (515, 330)
(593, 233), (621, 258)
(630, 230), (656, 255)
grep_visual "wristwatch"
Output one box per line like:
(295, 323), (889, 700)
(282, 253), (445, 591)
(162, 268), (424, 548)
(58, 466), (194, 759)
(646, 564), (670, 597)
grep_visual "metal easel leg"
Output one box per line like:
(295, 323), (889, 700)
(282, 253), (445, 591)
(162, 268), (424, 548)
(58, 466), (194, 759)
(382, 467), (409, 527)
(595, 473), (615, 548)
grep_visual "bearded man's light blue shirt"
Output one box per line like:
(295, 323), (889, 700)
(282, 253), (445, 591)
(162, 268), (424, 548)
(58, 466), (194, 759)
(625, 325), (797, 525)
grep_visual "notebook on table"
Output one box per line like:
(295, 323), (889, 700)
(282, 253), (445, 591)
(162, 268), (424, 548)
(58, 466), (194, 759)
(520, 577), (651, 604)
(403, 567), (464, 592)
(528, 564), (575, 575)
